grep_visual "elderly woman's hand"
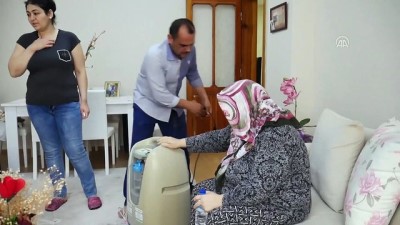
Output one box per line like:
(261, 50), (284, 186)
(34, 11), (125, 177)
(157, 137), (186, 149)
(192, 191), (223, 212)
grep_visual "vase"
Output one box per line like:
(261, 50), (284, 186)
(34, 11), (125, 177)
(297, 129), (313, 143)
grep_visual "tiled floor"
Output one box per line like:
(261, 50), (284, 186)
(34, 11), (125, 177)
(0, 145), (225, 225)
(34, 168), (127, 225)
(0, 145), (131, 174)
(0, 145), (225, 183)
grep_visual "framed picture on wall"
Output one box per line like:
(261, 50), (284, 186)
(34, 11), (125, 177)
(270, 2), (288, 33)
(104, 81), (120, 97)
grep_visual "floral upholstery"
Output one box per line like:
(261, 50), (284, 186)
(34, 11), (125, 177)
(344, 118), (400, 225)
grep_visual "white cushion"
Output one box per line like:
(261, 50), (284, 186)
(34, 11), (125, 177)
(344, 118), (400, 225)
(297, 187), (344, 225)
(310, 109), (365, 212)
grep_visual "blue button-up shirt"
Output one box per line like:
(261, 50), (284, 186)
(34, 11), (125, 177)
(134, 40), (204, 122)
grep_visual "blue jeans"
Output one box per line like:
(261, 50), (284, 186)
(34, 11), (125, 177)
(123, 104), (189, 205)
(28, 102), (98, 198)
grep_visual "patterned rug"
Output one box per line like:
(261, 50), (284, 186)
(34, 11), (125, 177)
(25, 168), (127, 225)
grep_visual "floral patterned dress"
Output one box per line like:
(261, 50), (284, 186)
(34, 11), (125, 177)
(188, 125), (311, 225)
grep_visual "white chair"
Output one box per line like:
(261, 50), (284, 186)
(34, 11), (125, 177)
(32, 124), (74, 179)
(30, 124), (45, 180)
(107, 115), (121, 157)
(66, 90), (116, 176)
(87, 87), (121, 156)
(0, 121), (6, 160)
(0, 121), (30, 168)
(89, 115), (121, 158)
(18, 126), (28, 168)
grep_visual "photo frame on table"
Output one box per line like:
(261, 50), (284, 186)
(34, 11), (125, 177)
(270, 2), (288, 33)
(104, 81), (120, 97)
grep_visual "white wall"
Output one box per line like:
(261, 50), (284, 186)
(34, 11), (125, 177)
(0, 0), (185, 104)
(2, 0), (399, 130)
(266, 0), (400, 129)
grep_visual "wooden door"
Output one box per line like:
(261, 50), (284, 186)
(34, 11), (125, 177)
(186, 0), (258, 136)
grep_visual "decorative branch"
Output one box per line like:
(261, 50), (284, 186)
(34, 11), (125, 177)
(85, 30), (106, 61)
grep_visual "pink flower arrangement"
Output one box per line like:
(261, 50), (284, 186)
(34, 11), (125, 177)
(280, 78), (299, 106)
(280, 77), (310, 127)
(0, 167), (65, 225)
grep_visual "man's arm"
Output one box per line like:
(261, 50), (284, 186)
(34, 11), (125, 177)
(176, 98), (207, 117)
(194, 86), (211, 115)
(185, 47), (212, 115)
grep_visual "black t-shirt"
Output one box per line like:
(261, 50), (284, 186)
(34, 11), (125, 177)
(17, 29), (81, 105)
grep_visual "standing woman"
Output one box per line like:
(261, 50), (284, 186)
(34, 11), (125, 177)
(8, 0), (102, 211)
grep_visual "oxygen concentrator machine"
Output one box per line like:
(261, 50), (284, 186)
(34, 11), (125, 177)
(127, 137), (191, 225)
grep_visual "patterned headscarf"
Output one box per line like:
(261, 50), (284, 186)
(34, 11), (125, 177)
(217, 79), (293, 167)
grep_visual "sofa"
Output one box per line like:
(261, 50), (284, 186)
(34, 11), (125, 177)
(298, 109), (400, 225)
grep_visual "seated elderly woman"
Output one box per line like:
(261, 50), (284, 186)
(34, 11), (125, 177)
(158, 79), (311, 225)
